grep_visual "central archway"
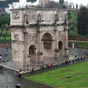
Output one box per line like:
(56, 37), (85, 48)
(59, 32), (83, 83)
(42, 33), (53, 49)
(42, 33), (53, 64)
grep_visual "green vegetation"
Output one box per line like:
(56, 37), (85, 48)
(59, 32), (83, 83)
(0, 15), (10, 26)
(27, 0), (37, 3)
(26, 61), (88, 88)
(69, 6), (88, 36)
(68, 41), (88, 48)
(0, 15), (11, 43)
(77, 6), (88, 35)
(0, 30), (11, 43)
(68, 12), (78, 37)
(0, 37), (11, 43)
(59, 0), (64, 5)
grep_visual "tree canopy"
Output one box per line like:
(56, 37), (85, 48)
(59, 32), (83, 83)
(77, 6), (88, 35)
(27, 0), (37, 3)
(59, 0), (64, 5)
(0, 15), (10, 27)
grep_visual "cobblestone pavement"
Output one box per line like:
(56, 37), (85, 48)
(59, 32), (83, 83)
(0, 68), (52, 88)
(0, 48), (12, 63)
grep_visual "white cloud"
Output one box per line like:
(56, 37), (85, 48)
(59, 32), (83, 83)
(9, 0), (88, 9)
(19, 0), (88, 6)
(54, 0), (88, 5)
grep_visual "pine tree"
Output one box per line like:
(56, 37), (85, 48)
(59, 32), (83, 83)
(77, 6), (88, 35)
(59, 0), (64, 5)
(27, 0), (37, 3)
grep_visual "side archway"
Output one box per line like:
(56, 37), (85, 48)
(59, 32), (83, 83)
(58, 41), (63, 50)
(29, 45), (36, 55)
(29, 45), (36, 64)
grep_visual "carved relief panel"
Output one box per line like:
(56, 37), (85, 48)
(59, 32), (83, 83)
(14, 34), (19, 40)
(28, 33), (35, 42)
(12, 11), (20, 20)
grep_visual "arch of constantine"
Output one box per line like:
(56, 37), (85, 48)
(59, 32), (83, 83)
(10, 6), (69, 70)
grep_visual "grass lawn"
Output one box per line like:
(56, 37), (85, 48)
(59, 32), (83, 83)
(26, 61), (88, 88)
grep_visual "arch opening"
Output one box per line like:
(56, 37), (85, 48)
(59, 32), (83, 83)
(42, 33), (53, 49)
(29, 45), (36, 65)
(29, 45), (36, 55)
(58, 41), (63, 50)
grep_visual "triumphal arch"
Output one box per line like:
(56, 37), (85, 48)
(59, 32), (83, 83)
(10, 6), (69, 70)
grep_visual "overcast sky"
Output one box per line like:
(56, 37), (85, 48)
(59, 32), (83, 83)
(8, 0), (88, 9)
(19, 0), (88, 6)
(0, 0), (88, 5)
(55, 0), (88, 5)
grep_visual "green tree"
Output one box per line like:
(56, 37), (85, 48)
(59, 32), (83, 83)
(27, 0), (37, 3)
(77, 6), (88, 35)
(68, 12), (78, 36)
(59, 0), (64, 5)
(0, 15), (10, 27)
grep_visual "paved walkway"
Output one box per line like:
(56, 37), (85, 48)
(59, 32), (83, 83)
(0, 68), (52, 88)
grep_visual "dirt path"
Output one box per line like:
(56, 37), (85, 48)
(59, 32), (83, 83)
(69, 36), (88, 41)
(0, 43), (11, 48)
